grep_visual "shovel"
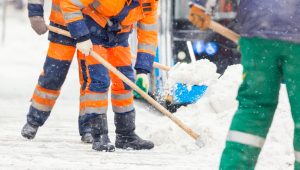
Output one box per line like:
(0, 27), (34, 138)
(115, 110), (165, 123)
(47, 25), (204, 147)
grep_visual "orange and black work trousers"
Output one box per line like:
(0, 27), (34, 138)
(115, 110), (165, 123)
(26, 22), (91, 136)
(78, 45), (135, 128)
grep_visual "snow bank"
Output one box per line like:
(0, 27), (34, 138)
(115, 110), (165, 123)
(150, 63), (294, 169)
(207, 64), (243, 113)
(166, 59), (220, 89)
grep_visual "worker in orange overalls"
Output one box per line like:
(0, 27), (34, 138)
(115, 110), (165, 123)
(21, 0), (94, 143)
(60, 0), (158, 152)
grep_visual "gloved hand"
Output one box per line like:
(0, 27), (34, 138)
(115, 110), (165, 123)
(29, 16), (48, 35)
(134, 73), (149, 99)
(189, 5), (211, 30)
(76, 39), (93, 56)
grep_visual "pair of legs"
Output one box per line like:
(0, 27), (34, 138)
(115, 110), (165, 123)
(220, 37), (300, 169)
(80, 45), (154, 151)
(22, 23), (93, 143)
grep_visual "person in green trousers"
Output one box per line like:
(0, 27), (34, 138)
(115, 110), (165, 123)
(189, 0), (300, 169)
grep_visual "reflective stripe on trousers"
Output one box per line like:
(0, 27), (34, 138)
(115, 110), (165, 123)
(80, 92), (108, 115)
(296, 151), (300, 162)
(111, 91), (134, 113)
(31, 85), (60, 112)
(138, 43), (157, 54)
(227, 130), (266, 148)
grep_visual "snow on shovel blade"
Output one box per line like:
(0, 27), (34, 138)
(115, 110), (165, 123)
(164, 59), (219, 106)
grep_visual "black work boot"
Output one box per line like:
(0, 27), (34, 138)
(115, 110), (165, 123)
(91, 114), (115, 152)
(21, 123), (39, 139)
(114, 111), (154, 150)
(81, 133), (93, 143)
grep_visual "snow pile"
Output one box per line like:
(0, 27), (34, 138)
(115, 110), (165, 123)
(149, 64), (294, 169)
(207, 64), (243, 113)
(166, 59), (220, 89)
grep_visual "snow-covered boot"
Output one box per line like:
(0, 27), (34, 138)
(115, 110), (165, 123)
(21, 123), (39, 139)
(114, 111), (154, 150)
(92, 114), (115, 152)
(81, 133), (93, 143)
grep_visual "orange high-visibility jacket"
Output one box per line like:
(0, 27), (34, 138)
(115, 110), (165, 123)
(60, 0), (159, 72)
(28, 0), (66, 26)
(49, 0), (67, 26)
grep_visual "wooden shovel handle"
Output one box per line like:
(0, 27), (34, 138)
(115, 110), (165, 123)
(91, 51), (200, 140)
(209, 21), (240, 44)
(194, 4), (240, 44)
(48, 25), (200, 141)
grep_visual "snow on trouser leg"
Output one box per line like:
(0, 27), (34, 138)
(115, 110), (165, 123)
(220, 37), (284, 170)
(114, 111), (154, 150)
(27, 42), (76, 127)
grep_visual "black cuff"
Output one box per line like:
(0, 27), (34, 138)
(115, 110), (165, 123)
(136, 69), (149, 74)
(28, 4), (44, 17)
(76, 34), (91, 43)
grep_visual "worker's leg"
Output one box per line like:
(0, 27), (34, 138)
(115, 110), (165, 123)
(108, 46), (154, 150)
(79, 46), (115, 152)
(22, 42), (76, 139)
(220, 37), (283, 170)
(281, 42), (300, 170)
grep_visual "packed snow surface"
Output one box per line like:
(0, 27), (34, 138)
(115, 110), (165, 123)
(0, 5), (296, 170)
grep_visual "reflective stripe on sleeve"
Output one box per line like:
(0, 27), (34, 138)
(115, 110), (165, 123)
(138, 43), (157, 53)
(227, 130), (265, 148)
(71, 0), (84, 8)
(51, 3), (62, 13)
(63, 11), (83, 21)
(138, 22), (158, 31)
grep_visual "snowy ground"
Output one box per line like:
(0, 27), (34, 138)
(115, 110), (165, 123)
(0, 5), (296, 170)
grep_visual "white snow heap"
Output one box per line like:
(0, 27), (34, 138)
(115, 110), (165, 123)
(166, 59), (220, 89)
(207, 64), (243, 113)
